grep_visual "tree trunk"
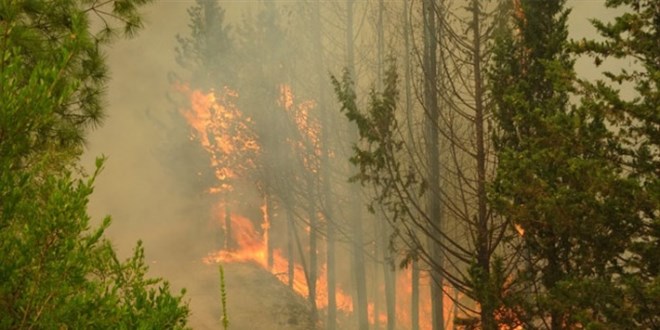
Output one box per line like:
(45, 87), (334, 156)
(374, 227), (381, 330)
(470, 1), (493, 329)
(353, 212), (369, 330)
(326, 198), (337, 330)
(287, 206), (295, 288)
(307, 176), (318, 325)
(403, 1), (420, 329)
(423, 0), (444, 329)
(311, 2), (338, 328)
(266, 193), (274, 270)
(375, 2), (396, 328)
(382, 222), (396, 330)
(412, 260), (420, 330)
(372, 2), (385, 327)
(346, 0), (369, 329)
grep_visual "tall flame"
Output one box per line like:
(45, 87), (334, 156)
(175, 82), (259, 193)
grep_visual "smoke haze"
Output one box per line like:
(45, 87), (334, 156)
(81, 1), (628, 328)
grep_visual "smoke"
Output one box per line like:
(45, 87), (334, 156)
(81, 3), (214, 326)
(80, 1), (625, 329)
(83, 3), (189, 255)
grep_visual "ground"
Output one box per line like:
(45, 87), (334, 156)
(151, 259), (313, 329)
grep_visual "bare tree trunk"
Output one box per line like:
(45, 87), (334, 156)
(346, 1), (368, 329)
(470, 1), (493, 329)
(412, 260), (420, 330)
(374, 227), (381, 330)
(266, 193), (274, 270)
(423, 0), (444, 329)
(287, 206), (295, 288)
(353, 212), (369, 330)
(381, 223), (396, 330)
(311, 2), (338, 329)
(372, 1), (385, 327)
(402, 1), (420, 329)
(374, 1), (396, 328)
(307, 176), (318, 325)
(326, 215), (337, 330)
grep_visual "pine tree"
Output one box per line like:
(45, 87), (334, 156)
(175, 0), (235, 89)
(0, 1), (190, 327)
(490, 0), (650, 328)
(573, 0), (659, 327)
(1, 0), (152, 167)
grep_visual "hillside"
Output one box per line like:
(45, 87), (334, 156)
(152, 259), (314, 329)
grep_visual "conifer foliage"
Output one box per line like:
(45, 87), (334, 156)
(0, 1), (190, 328)
(490, 0), (658, 328)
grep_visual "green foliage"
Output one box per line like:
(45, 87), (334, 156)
(0, 0), (191, 328)
(490, 0), (658, 328)
(571, 0), (659, 327)
(332, 61), (409, 218)
(1, 0), (154, 165)
(0, 159), (190, 329)
(332, 60), (427, 261)
(462, 258), (520, 330)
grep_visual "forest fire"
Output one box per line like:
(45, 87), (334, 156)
(203, 209), (355, 313)
(177, 82), (466, 329)
(201, 209), (473, 330)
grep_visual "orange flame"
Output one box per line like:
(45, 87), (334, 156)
(175, 82), (259, 193)
(204, 210), (354, 313)
(177, 82), (505, 329)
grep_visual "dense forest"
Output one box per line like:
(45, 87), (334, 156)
(1, 0), (657, 329)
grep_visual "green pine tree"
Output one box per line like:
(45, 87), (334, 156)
(0, 1), (190, 327)
(572, 0), (659, 327)
(489, 0), (647, 328)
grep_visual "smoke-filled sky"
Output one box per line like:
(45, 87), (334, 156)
(81, 1), (623, 327)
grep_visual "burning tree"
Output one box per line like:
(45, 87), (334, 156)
(175, 84), (261, 250)
(172, 2), (350, 327)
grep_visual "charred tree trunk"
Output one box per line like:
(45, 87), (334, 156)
(423, 0), (444, 329)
